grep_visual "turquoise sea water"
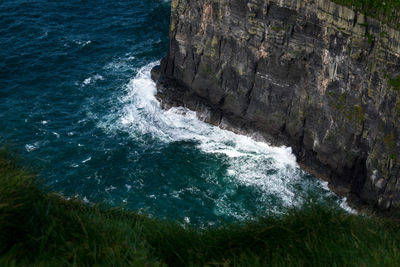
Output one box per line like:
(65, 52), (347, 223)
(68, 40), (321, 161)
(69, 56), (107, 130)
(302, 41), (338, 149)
(0, 0), (350, 225)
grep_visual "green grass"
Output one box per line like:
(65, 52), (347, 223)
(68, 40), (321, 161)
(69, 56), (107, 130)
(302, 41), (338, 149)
(2, 149), (400, 266)
(332, 0), (400, 30)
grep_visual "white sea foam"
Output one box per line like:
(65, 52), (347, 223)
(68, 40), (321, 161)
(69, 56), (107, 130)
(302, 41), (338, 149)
(103, 59), (136, 73)
(25, 142), (40, 152)
(105, 185), (117, 192)
(125, 184), (132, 192)
(74, 40), (91, 47)
(53, 132), (60, 138)
(98, 61), (353, 218)
(82, 156), (92, 163)
(82, 74), (104, 86)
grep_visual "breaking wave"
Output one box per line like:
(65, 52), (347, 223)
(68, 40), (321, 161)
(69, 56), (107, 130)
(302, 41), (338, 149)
(98, 62), (352, 222)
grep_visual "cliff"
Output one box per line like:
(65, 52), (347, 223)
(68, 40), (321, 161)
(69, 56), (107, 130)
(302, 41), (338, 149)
(152, 0), (400, 214)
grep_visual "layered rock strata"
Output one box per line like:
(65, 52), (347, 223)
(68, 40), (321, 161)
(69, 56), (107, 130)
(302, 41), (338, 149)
(152, 0), (400, 214)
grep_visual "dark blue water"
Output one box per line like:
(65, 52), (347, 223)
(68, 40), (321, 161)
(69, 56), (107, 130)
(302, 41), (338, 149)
(0, 0), (350, 226)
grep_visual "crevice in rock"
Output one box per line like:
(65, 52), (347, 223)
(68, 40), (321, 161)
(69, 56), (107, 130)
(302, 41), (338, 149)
(160, 0), (400, 216)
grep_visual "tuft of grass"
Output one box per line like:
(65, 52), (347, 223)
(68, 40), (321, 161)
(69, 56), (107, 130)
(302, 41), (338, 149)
(1, 148), (400, 266)
(0, 149), (157, 266)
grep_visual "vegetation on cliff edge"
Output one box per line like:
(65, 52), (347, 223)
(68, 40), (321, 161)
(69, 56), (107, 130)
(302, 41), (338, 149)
(332, 0), (400, 30)
(1, 149), (400, 266)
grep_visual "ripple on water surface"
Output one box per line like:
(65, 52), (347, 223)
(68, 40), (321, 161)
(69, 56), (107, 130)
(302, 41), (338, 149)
(96, 62), (352, 224)
(0, 0), (351, 226)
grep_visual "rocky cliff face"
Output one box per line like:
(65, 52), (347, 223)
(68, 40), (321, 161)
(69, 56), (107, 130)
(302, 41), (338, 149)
(152, 0), (400, 214)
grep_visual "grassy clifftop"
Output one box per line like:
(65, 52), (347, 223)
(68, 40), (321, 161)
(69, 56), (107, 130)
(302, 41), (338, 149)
(332, 0), (400, 29)
(1, 149), (400, 266)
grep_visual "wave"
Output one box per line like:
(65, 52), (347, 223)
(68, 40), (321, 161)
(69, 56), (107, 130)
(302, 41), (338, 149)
(98, 61), (353, 220)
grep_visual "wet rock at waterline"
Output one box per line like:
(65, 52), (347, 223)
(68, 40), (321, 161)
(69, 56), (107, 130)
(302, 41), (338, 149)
(153, 0), (400, 214)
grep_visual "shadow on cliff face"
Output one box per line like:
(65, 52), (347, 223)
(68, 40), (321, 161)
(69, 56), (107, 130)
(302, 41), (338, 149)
(98, 62), (353, 224)
(154, 0), (400, 215)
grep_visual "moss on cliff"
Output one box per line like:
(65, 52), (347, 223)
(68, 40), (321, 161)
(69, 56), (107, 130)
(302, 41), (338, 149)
(389, 76), (400, 91)
(332, 0), (400, 29)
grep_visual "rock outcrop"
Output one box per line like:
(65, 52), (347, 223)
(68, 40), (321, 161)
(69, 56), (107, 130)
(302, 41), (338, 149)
(152, 0), (400, 214)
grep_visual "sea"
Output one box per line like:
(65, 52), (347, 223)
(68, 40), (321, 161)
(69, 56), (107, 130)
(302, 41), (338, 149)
(0, 0), (350, 226)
